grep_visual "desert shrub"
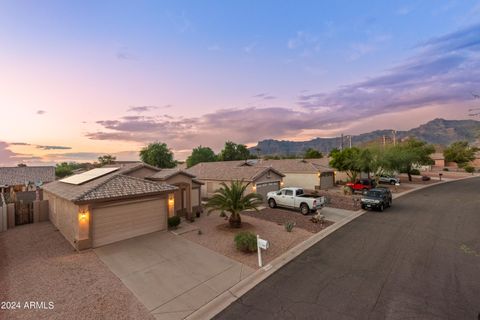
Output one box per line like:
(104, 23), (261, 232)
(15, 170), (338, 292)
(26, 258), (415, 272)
(464, 165), (475, 173)
(310, 213), (325, 224)
(234, 231), (257, 253)
(443, 167), (449, 171)
(167, 216), (181, 229)
(284, 221), (296, 232)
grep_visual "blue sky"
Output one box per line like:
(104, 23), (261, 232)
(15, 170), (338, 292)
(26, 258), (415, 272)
(0, 0), (479, 164)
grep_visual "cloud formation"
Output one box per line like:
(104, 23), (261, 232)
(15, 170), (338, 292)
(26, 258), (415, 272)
(87, 24), (480, 153)
(0, 141), (42, 166)
(36, 145), (72, 150)
(36, 110), (46, 115)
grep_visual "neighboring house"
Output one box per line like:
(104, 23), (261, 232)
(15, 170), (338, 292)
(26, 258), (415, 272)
(0, 166), (55, 201)
(185, 162), (284, 201)
(43, 164), (178, 250)
(247, 159), (335, 190)
(431, 153), (446, 168)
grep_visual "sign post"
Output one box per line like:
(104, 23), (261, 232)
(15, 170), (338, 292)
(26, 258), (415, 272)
(257, 235), (269, 267)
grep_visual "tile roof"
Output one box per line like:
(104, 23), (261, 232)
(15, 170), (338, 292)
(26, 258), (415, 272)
(149, 169), (196, 180)
(43, 164), (176, 203)
(0, 166), (55, 186)
(254, 159), (333, 173)
(185, 162), (284, 181)
(75, 175), (177, 203)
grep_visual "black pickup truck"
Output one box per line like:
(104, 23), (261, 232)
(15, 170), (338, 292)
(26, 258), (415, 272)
(360, 188), (392, 212)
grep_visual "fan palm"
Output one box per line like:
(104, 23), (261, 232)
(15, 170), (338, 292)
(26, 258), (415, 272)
(205, 180), (263, 228)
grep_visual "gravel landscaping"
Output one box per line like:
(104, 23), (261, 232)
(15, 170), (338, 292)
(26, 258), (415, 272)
(242, 208), (334, 233)
(0, 222), (153, 320)
(181, 213), (311, 269)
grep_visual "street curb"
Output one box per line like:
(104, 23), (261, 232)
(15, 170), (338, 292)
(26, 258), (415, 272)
(185, 175), (478, 320)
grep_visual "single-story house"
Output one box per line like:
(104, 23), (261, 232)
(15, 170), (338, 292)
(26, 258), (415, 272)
(42, 162), (204, 250)
(0, 166), (55, 202)
(431, 153), (446, 168)
(185, 162), (284, 201)
(248, 159), (335, 190)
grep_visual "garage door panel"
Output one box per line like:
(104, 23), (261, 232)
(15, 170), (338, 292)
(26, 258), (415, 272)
(92, 198), (166, 247)
(256, 182), (280, 203)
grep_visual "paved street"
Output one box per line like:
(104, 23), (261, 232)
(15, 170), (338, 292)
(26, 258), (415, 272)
(215, 178), (480, 320)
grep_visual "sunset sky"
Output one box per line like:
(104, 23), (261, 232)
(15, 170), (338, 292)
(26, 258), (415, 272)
(1, 0), (479, 165)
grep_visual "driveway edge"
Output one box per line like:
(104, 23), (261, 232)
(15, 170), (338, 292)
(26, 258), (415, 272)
(185, 176), (477, 320)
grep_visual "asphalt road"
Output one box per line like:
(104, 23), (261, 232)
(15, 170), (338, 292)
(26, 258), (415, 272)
(215, 178), (480, 320)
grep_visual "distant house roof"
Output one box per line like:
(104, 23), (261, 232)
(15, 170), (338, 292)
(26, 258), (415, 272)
(253, 159), (334, 173)
(431, 153), (445, 160)
(43, 165), (177, 204)
(185, 162), (284, 182)
(0, 166), (55, 186)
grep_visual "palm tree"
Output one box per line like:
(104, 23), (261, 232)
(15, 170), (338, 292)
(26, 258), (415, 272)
(205, 180), (263, 228)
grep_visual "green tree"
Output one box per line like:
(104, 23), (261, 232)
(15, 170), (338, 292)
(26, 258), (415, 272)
(329, 147), (362, 181)
(218, 141), (251, 161)
(139, 142), (176, 168)
(443, 141), (478, 168)
(98, 154), (116, 166)
(303, 148), (323, 159)
(55, 162), (85, 178)
(205, 180), (263, 228)
(384, 138), (435, 181)
(186, 146), (217, 168)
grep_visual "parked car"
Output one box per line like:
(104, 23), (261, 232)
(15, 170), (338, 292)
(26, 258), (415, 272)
(346, 178), (377, 193)
(361, 188), (392, 212)
(267, 187), (326, 215)
(378, 175), (400, 185)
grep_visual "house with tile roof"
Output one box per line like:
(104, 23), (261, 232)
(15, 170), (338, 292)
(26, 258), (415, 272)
(42, 162), (202, 250)
(185, 162), (284, 201)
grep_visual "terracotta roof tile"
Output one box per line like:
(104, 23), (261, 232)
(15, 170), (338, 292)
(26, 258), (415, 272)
(0, 166), (55, 186)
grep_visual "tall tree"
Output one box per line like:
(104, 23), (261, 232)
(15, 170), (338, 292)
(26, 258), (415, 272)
(329, 147), (362, 181)
(139, 142), (176, 168)
(98, 154), (116, 166)
(186, 146), (217, 168)
(205, 180), (263, 228)
(218, 141), (251, 161)
(303, 148), (323, 159)
(443, 141), (478, 168)
(384, 138), (435, 181)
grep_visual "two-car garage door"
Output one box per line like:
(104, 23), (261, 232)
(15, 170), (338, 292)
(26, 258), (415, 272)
(92, 198), (167, 247)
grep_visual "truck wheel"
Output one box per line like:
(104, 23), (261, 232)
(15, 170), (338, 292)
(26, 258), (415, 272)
(379, 204), (384, 212)
(361, 204), (366, 210)
(390, 180), (395, 185)
(300, 204), (309, 215)
(268, 199), (276, 208)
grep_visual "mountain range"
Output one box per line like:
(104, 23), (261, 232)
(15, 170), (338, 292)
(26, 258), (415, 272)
(250, 118), (480, 156)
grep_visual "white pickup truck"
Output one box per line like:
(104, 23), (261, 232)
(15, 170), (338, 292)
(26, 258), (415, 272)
(266, 188), (326, 215)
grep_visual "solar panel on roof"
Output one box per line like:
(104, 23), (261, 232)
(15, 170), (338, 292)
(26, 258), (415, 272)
(60, 167), (119, 185)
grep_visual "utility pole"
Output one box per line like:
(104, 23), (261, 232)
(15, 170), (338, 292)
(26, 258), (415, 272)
(340, 133), (344, 150)
(349, 135), (352, 148)
(392, 130), (397, 146)
(382, 135), (386, 149)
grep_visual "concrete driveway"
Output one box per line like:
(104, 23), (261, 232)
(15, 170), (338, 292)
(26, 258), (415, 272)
(95, 231), (253, 320)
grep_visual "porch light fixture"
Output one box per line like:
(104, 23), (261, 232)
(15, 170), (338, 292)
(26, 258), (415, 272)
(78, 209), (89, 222)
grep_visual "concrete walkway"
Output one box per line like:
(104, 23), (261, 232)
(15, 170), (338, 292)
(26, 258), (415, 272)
(321, 206), (357, 223)
(95, 231), (254, 320)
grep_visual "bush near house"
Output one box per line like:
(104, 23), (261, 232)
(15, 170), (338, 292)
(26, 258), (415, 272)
(464, 165), (475, 173)
(234, 231), (257, 252)
(168, 216), (181, 229)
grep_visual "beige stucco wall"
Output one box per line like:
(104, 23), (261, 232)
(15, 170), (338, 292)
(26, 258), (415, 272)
(282, 173), (319, 190)
(44, 191), (80, 249)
